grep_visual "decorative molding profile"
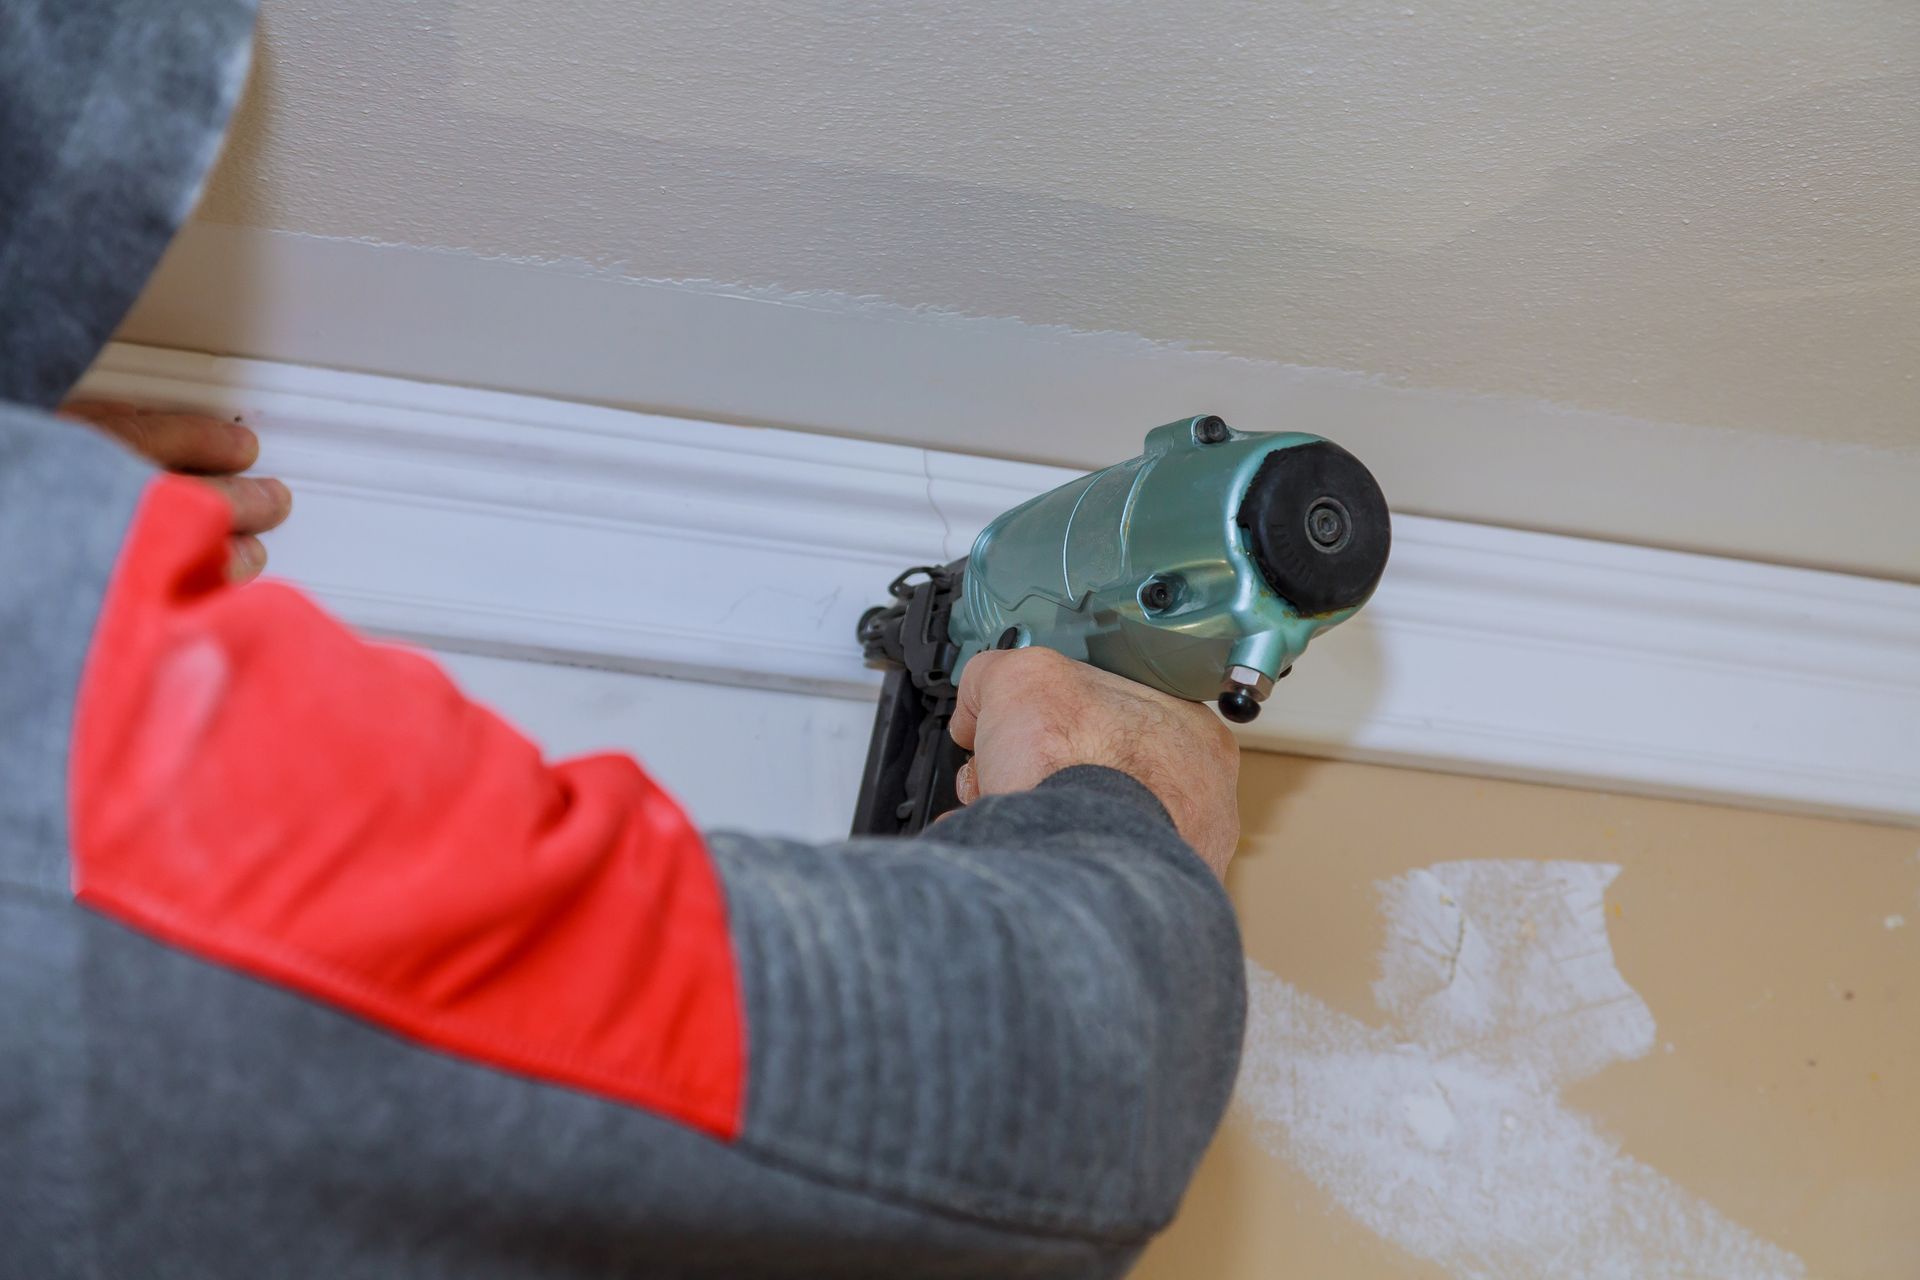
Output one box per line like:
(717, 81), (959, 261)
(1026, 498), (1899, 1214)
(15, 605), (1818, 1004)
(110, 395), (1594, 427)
(81, 343), (1920, 828)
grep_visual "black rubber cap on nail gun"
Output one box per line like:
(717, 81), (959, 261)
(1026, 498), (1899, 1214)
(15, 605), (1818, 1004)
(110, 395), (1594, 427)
(1236, 440), (1391, 615)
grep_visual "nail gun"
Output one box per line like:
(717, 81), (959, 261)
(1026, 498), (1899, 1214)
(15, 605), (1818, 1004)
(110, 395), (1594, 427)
(851, 415), (1390, 836)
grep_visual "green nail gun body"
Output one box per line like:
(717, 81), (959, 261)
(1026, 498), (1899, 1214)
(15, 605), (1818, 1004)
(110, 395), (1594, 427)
(852, 415), (1390, 836)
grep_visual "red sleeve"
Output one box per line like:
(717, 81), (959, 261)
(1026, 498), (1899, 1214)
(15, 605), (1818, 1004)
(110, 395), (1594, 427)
(69, 475), (745, 1138)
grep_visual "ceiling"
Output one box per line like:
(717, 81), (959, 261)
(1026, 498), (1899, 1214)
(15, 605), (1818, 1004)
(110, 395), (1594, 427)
(137, 0), (1920, 574)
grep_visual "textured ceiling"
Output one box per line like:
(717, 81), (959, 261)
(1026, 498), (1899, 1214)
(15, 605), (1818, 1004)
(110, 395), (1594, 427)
(195, 0), (1920, 458)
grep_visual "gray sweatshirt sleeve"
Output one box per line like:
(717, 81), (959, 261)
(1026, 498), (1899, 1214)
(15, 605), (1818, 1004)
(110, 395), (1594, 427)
(1, 402), (1243, 1278)
(710, 764), (1247, 1252)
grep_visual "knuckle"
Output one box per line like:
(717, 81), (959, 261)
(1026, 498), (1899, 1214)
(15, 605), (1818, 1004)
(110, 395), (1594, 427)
(995, 646), (1066, 691)
(959, 648), (1003, 692)
(1011, 646), (1070, 675)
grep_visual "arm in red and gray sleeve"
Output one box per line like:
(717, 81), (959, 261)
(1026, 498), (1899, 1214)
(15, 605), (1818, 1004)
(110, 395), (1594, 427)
(0, 403), (1245, 1280)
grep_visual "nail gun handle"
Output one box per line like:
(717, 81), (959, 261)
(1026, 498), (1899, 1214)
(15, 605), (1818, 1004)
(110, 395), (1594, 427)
(850, 668), (967, 836)
(849, 562), (969, 837)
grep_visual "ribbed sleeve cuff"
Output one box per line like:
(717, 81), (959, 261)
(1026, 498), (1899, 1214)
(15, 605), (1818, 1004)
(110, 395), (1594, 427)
(1033, 765), (1177, 832)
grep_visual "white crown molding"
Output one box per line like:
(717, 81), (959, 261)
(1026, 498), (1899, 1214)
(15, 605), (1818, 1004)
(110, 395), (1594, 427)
(80, 342), (1920, 828)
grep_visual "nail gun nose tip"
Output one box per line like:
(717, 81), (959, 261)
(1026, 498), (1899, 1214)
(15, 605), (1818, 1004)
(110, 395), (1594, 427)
(1218, 689), (1261, 724)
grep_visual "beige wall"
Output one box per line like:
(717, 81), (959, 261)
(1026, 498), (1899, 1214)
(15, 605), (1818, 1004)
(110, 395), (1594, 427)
(1140, 753), (1919, 1278)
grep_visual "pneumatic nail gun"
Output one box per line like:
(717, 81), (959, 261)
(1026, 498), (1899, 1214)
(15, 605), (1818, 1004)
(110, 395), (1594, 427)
(851, 415), (1390, 836)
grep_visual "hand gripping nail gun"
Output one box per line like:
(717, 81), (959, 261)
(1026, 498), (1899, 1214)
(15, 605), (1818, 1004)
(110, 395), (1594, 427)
(851, 415), (1390, 836)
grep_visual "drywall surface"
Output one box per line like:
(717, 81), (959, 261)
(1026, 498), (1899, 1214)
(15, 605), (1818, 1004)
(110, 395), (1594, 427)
(186, 0), (1919, 454)
(1234, 870), (1800, 1278)
(1137, 754), (1920, 1278)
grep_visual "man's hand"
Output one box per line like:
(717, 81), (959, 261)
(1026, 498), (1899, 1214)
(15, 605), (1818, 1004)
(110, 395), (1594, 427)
(61, 401), (292, 583)
(948, 647), (1242, 878)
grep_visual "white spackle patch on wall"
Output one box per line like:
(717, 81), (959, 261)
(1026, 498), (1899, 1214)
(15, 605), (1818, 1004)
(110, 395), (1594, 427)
(1236, 860), (1806, 1279)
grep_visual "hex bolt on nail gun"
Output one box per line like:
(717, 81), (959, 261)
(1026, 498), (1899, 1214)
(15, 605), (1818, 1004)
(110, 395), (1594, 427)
(851, 415), (1391, 836)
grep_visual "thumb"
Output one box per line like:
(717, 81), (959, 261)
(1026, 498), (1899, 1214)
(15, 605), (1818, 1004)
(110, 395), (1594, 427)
(954, 759), (979, 806)
(948, 649), (1005, 752)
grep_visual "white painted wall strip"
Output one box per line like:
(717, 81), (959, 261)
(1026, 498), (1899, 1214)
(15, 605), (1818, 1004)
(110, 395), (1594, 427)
(124, 225), (1920, 581)
(80, 343), (1920, 828)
